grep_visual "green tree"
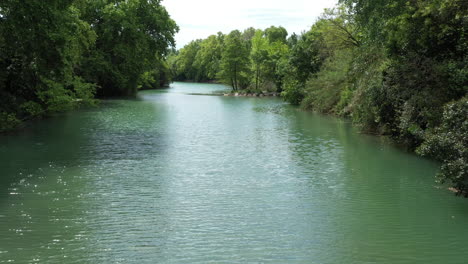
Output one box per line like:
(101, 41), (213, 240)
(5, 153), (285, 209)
(0, 0), (97, 131)
(283, 6), (359, 106)
(193, 34), (224, 81)
(265, 26), (288, 44)
(174, 40), (202, 81)
(287, 30), (324, 84)
(138, 57), (172, 90)
(251, 27), (290, 92)
(219, 30), (250, 91)
(418, 97), (468, 195)
(346, 0), (467, 146)
(242, 27), (257, 50)
(265, 40), (290, 92)
(250, 30), (269, 90)
(80, 0), (178, 96)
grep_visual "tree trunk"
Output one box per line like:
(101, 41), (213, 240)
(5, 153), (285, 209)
(233, 63), (238, 91)
(230, 77), (235, 91)
(255, 67), (259, 90)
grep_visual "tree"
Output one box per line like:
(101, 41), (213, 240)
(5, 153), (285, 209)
(287, 30), (324, 84)
(259, 26), (290, 92)
(418, 97), (468, 195)
(219, 30), (250, 91)
(193, 34), (224, 81)
(265, 40), (290, 92)
(80, 0), (178, 96)
(174, 40), (202, 81)
(138, 57), (172, 90)
(284, 4), (365, 110)
(348, 0), (467, 146)
(0, 0), (179, 131)
(0, 0), (97, 132)
(265, 26), (288, 44)
(250, 30), (269, 90)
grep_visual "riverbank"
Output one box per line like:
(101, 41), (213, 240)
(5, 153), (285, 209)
(217, 86), (467, 197)
(174, 79), (221, 84)
(223, 91), (280, 97)
(2, 82), (466, 263)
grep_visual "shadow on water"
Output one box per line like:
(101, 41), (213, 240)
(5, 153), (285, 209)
(283, 105), (468, 263)
(0, 113), (89, 202)
(0, 111), (98, 262)
(1, 82), (467, 263)
(0, 97), (171, 262)
(75, 95), (173, 262)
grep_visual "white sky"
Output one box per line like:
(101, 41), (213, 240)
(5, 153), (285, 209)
(162, 0), (339, 49)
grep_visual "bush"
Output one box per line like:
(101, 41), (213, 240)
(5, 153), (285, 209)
(20, 101), (44, 118)
(281, 79), (304, 105)
(417, 97), (468, 195)
(301, 49), (352, 113)
(0, 112), (21, 133)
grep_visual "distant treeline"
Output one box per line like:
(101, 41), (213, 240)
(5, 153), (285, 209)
(0, 0), (178, 131)
(170, 0), (467, 194)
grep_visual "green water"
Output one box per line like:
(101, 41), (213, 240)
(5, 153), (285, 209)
(0, 82), (467, 263)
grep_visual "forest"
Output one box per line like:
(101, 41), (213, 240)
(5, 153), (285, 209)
(0, 0), (467, 192)
(0, 0), (178, 130)
(169, 0), (467, 193)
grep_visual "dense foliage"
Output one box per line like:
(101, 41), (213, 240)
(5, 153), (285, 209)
(169, 26), (290, 93)
(1, 0), (466, 194)
(418, 98), (468, 195)
(171, 0), (467, 193)
(0, 0), (177, 131)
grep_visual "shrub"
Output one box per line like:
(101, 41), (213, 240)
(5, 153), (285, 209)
(0, 112), (21, 133)
(281, 79), (304, 105)
(301, 49), (352, 113)
(418, 97), (468, 195)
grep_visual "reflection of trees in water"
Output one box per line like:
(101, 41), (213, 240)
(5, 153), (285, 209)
(0, 112), (89, 199)
(0, 111), (95, 262)
(0, 97), (172, 262)
(289, 106), (452, 260)
(283, 108), (347, 190)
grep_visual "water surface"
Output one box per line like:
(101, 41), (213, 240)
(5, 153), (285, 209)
(1, 82), (467, 263)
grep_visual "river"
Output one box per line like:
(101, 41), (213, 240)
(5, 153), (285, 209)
(0, 82), (467, 263)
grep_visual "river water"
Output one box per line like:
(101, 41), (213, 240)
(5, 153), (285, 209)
(0, 82), (467, 263)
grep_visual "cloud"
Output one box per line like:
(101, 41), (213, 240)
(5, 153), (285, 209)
(162, 0), (339, 48)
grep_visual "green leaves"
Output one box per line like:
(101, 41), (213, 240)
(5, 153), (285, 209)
(193, 35), (224, 81)
(0, 0), (97, 130)
(219, 30), (251, 90)
(418, 98), (468, 195)
(0, 112), (20, 133)
(80, 0), (178, 96)
(336, 0), (467, 192)
(171, 26), (294, 92)
(0, 0), (178, 131)
(174, 40), (202, 81)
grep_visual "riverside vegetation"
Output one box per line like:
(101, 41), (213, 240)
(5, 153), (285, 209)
(0, 0), (178, 129)
(168, 0), (467, 194)
(1, 0), (467, 194)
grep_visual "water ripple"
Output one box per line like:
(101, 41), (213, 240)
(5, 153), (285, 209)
(0, 83), (466, 263)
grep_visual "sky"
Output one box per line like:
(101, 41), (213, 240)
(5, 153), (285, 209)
(162, 0), (339, 49)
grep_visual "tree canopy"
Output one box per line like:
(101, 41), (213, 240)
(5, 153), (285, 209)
(170, 1), (467, 193)
(0, 0), (178, 131)
(1, 0), (466, 195)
